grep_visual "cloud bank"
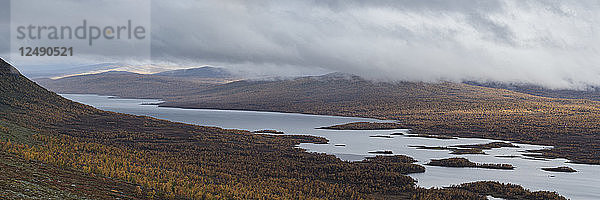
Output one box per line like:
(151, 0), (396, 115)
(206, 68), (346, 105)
(151, 0), (600, 89)
(6, 0), (600, 89)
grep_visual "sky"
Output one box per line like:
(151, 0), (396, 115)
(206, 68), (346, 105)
(3, 0), (600, 89)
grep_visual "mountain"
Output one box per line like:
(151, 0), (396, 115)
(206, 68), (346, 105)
(35, 71), (220, 99)
(1, 59), (151, 198)
(154, 66), (233, 78)
(0, 59), (20, 74)
(16, 63), (124, 79)
(3, 58), (564, 199)
(466, 81), (600, 101)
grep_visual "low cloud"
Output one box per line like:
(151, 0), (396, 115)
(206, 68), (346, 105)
(7, 0), (600, 89)
(151, 0), (600, 89)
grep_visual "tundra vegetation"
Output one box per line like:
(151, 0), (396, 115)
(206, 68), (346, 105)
(10, 61), (567, 199)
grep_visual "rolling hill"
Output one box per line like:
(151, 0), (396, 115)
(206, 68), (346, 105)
(466, 81), (600, 101)
(16, 63), (123, 79)
(34, 71), (225, 99)
(154, 66), (233, 78)
(1, 58), (567, 199)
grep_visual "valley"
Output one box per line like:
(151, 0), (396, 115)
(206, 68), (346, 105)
(38, 70), (600, 165)
(2, 58), (570, 199)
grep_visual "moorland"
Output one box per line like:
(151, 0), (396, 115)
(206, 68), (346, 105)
(2, 59), (568, 199)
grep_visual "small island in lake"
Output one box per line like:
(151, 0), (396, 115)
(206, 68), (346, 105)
(451, 142), (519, 149)
(495, 155), (520, 158)
(541, 166), (577, 172)
(405, 134), (456, 139)
(427, 158), (515, 170)
(410, 142), (520, 155)
(368, 150), (394, 154)
(409, 145), (452, 150)
(369, 135), (393, 138)
(450, 148), (485, 155)
(410, 145), (485, 154)
(317, 122), (405, 130)
(140, 102), (162, 105)
(253, 129), (285, 134)
(358, 155), (425, 174)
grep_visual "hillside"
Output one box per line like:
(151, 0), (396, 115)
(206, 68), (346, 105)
(154, 66), (233, 78)
(17, 63), (123, 79)
(1, 58), (568, 199)
(154, 73), (600, 165)
(466, 81), (600, 101)
(35, 71), (224, 99)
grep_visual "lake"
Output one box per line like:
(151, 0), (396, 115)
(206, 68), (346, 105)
(62, 94), (600, 200)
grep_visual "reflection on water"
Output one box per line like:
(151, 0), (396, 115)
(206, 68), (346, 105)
(62, 94), (600, 200)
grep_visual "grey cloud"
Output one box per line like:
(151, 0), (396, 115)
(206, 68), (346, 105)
(158, 0), (600, 89)
(0, 0), (10, 55)
(7, 0), (600, 89)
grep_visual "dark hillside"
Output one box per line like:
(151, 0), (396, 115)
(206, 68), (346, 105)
(34, 71), (220, 99)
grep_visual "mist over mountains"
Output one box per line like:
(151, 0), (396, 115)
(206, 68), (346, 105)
(5, 0), (600, 89)
(149, 0), (600, 89)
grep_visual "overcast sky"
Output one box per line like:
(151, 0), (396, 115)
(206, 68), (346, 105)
(4, 0), (600, 89)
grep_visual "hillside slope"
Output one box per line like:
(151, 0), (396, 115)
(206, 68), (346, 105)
(35, 71), (222, 99)
(1, 59), (566, 199)
(159, 73), (600, 164)
(154, 66), (233, 78)
(466, 81), (600, 101)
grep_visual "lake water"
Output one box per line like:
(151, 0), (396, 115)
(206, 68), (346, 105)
(62, 94), (600, 200)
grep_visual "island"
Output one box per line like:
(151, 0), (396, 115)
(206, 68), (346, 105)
(451, 142), (519, 149)
(253, 129), (285, 134)
(495, 155), (520, 158)
(369, 135), (393, 138)
(358, 155), (426, 174)
(410, 142), (520, 155)
(427, 158), (515, 170)
(541, 166), (577, 172)
(317, 122), (405, 130)
(409, 145), (485, 155)
(368, 150), (394, 154)
(450, 148), (485, 155)
(409, 145), (452, 150)
(405, 134), (457, 139)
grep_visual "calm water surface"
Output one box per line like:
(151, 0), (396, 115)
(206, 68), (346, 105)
(62, 94), (600, 200)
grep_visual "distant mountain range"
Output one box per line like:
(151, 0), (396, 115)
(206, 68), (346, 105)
(154, 66), (233, 78)
(35, 66), (237, 99)
(16, 63), (125, 79)
(17, 62), (235, 80)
